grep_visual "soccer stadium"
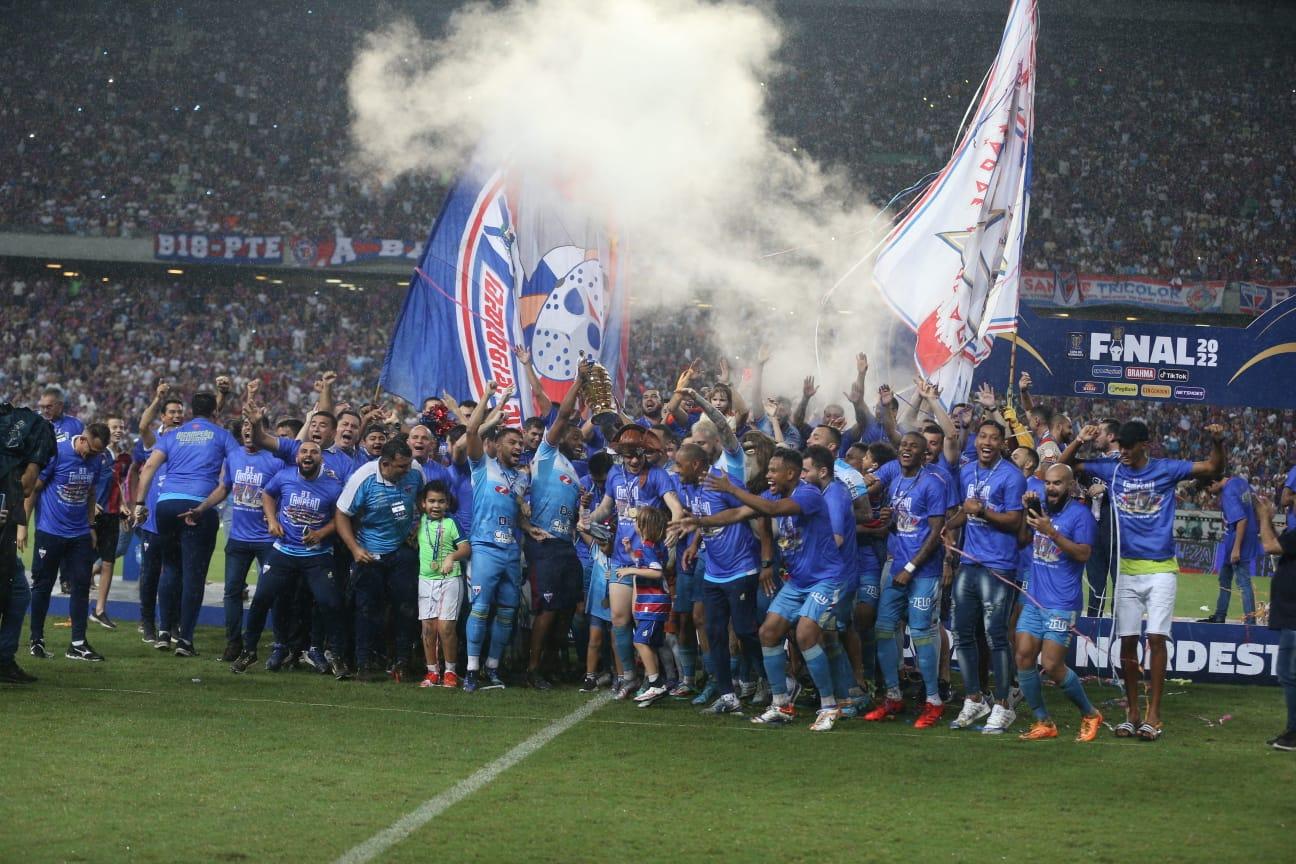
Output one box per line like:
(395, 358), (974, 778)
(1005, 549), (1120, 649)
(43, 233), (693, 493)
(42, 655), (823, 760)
(2, 1), (1294, 861)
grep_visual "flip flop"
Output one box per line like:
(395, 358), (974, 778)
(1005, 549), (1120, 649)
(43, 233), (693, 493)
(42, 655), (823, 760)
(1114, 721), (1137, 738)
(1136, 722), (1163, 741)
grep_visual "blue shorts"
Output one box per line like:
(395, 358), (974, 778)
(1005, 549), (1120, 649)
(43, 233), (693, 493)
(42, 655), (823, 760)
(468, 543), (523, 612)
(633, 617), (665, 647)
(834, 588), (857, 630)
(586, 567), (612, 625)
(673, 566), (699, 613)
(767, 582), (840, 630)
(1016, 603), (1077, 647)
(856, 565), (882, 609)
(877, 569), (940, 635)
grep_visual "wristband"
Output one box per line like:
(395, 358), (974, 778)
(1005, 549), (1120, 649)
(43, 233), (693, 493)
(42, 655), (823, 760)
(761, 559), (775, 569)
(903, 561), (916, 574)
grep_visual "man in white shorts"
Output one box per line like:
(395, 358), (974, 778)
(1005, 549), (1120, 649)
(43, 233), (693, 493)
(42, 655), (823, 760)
(1065, 419), (1224, 740)
(417, 480), (470, 688)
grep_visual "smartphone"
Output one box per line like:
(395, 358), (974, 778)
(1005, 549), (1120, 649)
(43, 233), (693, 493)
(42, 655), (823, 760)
(1026, 498), (1043, 518)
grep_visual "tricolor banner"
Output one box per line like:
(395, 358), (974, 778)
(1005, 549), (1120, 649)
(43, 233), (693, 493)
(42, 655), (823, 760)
(874, 0), (1037, 405)
(379, 164), (628, 424)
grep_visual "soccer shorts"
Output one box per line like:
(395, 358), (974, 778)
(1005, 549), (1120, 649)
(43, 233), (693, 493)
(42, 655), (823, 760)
(767, 582), (839, 630)
(93, 512), (121, 563)
(525, 537), (582, 612)
(834, 588), (857, 630)
(857, 565), (882, 609)
(1114, 571), (1176, 637)
(418, 577), (464, 621)
(633, 616), (665, 648)
(1016, 603), (1077, 647)
(586, 567), (612, 625)
(468, 543), (522, 611)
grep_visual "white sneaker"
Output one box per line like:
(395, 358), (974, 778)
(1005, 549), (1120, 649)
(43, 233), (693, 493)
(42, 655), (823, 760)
(950, 697), (991, 730)
(738, 679), (757, 699)
(809, 707), (842, 732)
(634, 681), (669, 705)
(699, 693), (742, 715)
(1008, 686), (1025, 709)
(982, 704), (1017, 735)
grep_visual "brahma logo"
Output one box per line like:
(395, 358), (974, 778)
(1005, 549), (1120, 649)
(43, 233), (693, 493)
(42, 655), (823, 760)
(1107, 383), (1138, 397)
(1140, 384), (1171, 398)
(1091, 364), (1122, 378)
(494, 485), (510, 495)
(1124, 366), (1155, 381)
(1074, 380), (1105, 395)
(1158, 368), (1190, 382)
(1174, 386), (1206, 400)
(559, 474), (574, 485)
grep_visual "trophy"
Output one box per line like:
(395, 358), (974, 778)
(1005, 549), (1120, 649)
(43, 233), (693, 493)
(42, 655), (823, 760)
(578, 352), (619, 426)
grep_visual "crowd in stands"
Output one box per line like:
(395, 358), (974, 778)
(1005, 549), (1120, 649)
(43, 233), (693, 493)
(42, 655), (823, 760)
(1, 3), (1292, 283)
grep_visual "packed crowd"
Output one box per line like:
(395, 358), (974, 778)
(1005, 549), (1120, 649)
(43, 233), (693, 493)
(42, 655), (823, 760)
(3, 344), (1292, 748)
(2, 4), (1292, 282)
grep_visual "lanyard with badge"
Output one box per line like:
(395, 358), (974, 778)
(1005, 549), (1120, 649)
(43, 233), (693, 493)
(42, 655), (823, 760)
(424, 519), (445, 569)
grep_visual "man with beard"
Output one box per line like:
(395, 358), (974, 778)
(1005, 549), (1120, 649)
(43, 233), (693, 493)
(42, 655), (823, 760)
(130, 384), (184, 645)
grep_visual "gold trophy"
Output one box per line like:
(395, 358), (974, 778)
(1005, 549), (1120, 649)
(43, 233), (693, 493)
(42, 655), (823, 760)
(578, 352), (619, 426)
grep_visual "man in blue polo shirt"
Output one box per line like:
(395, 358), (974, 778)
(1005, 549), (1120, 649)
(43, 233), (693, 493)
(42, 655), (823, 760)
(945, 420), (1026, 734)
(27, 423), (108, 661)
(1065, 419), (1225, 739)
(232, 441), (347, 679)
(335, 437), (422, 681)
(133, 392), (241, 657)
(1014, 463), (1104, 742)
(37, 386), (84, 444)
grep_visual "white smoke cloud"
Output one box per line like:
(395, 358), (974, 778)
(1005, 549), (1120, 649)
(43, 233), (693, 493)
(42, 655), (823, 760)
(348, 0), (909, 408)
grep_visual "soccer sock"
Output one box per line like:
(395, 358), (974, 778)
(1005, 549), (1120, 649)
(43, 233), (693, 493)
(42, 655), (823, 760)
(486, 657), (499, 670)
(612, 624), (636, 677)
(875, 627), (900, 691)
(487, 607), (515, 664)
(467, 610), (488, 660)
(1060, 668), (1097, 716)
(762, 645), (788, 700)
(467, 656), (481, 672)
(1019, 666), (1048, 720)
(701, 651), (716, 682)
(801, 644), (836, 708)
(666, 632), (684, 677)
(676, 634), (696, 681)
(912, 629), (941, 705)
(657, 644), (678, 681)
(825, 640), (852, 700)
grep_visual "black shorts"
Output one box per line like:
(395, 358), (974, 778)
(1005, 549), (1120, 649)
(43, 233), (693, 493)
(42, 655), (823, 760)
(525, 537), (582, 612)
(94, 512), (121, 562)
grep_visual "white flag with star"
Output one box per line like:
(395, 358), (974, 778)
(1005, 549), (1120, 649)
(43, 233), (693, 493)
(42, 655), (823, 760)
(872, 0), (1037, 405)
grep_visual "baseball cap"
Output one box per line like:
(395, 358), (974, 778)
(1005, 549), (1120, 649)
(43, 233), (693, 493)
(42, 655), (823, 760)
(1116, 420), (1150, 447)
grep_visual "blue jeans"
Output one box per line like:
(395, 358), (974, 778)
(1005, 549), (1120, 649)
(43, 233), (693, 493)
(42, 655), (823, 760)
(953, 564), (1015, 701)
(244, 550), (342, 653)
(702, 574), (763, 696)
(0, 556), (31, 663)
(352, 546), (419, 667)
(1278, 629), (1296, 734)
(224, 538), (274, 643)
(29, 531), (94, 643)
(1214, 558), (1258, 622)
(155, 499), (220, 643)
(137, 528), (174, 634)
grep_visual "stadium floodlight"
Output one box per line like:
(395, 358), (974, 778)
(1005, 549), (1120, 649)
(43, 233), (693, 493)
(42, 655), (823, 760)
(45, 263), (61, 269)
(166, 268), (183, 275)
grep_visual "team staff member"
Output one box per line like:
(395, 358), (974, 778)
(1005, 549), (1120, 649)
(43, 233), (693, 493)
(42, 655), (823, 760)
(37, 386), (84, 444)
(335, 437), (423, 681)
(27, 424), (109, 662)
(0, 401), (54, 683)
(1014, 464), (1104, 743)
(130, 386), (184, 646)
(1064, 419), (1224, 740)
(90, 414), (132, 630)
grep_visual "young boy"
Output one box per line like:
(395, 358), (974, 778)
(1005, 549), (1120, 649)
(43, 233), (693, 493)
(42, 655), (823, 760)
(578, 521), (620, 692)
(620, 507), (672, 708)
(417, 481), (470, 688)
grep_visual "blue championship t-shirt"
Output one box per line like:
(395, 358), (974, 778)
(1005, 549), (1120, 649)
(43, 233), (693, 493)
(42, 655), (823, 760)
(886, 468), (947, 580)
(223, 448), (285, 544)
(37, 439), (103, 538)
(264, 467), (344, 556)
(958, 458), (1026, 571)
(1029, 498), (1097, 611)
(1081, 458), (1192, 561)
(764, 481), (843, 589)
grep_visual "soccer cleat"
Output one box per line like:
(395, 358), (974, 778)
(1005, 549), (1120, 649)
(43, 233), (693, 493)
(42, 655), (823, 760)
(0, 660), (37, 684)
(230, 650), (257, 674)
(691, 680), (717, 706)
(810, 707), (842, 732)
(913, 701), (945, 729)
(462, 671), (480, 693)
(580, 674), (600, 693)
(634, 680), (669, 706)
(1076, 712), (1103, 743)
(153, 631), (172, 650)
(29, 640), (50, 660)
(327, 652), (352, 681)
(421, 669), (442, 688)
(220, 640), (243, 663)
(982, 704), (1017, 735)
(527, 671), (553, 691)
(863, 698), (906, 722)
(1008, 686), (1025, 710)
(173, 640), (197, 658)
(442, 670), (460, 689)
(1020, 719), (1059, 741)
(301, 646), (329, 673)
(668, 681), (696, 699)
(264, 644), (290, 672)
(751, 704), (797, 725)
(1271, 731), (1296, 751)
(738, 680), (758, 700)
(950, 698), (992, 730)
(66, 642), (105, 662)
(699, 693), (742, 715)
(482, 668), (506, 690)
(90, 610), (117, 630)
(749, 678), (772, 707)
